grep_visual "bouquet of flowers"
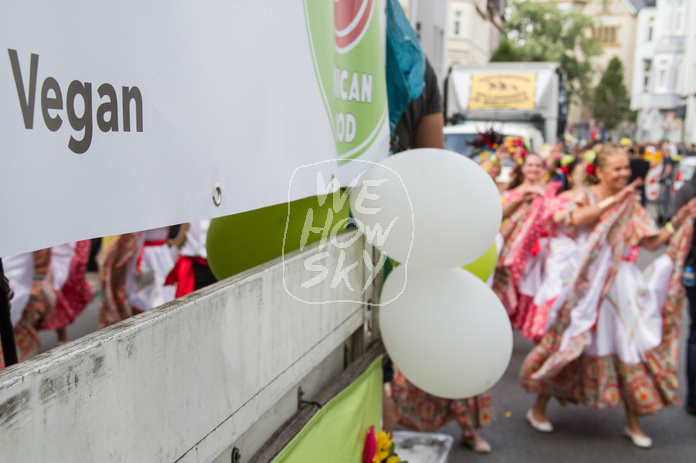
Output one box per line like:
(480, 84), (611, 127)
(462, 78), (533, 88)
(468, 127), (504, 153)
(363, 426), (407, 463)
(468, 127), (528, 164)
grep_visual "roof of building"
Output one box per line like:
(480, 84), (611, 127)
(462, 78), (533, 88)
(622, 0), (656, 15)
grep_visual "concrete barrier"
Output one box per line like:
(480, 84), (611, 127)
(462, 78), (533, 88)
(0, 230), (376, 462)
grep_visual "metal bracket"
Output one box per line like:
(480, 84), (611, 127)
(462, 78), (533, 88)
(297, 386), (322, 410)
(364, 298), (373, 338)
(231, 447), (241, 463)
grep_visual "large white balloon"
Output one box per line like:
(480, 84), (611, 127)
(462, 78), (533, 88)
(379, 265), (512, 399)
(349, 149), (502, 268)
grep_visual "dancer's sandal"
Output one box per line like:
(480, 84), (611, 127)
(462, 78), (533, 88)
(623, 427), (652, 449)
(461, 434), (491, 454)
(526, 409), (553, 433)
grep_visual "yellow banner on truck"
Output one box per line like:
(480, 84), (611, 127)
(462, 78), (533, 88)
(468, 73), (537, 110)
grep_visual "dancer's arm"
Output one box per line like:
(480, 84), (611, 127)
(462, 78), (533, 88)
(570, 179), (643, 227)
(552, 191), (579, 224)
(502, 186), (541, 219)
(640, 197), (696, 250)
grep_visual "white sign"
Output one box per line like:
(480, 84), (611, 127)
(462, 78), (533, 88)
(0, 0), (389, 257)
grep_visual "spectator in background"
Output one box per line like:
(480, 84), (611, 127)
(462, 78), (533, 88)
(668, 177), (696, 416)
(688, 143), (696, 157)
(629, 144), (650, 206)
(165, 221), (217, 297)
(662, 140), (677, 181)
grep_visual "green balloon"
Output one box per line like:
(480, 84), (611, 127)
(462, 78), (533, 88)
(207, 192), (351, 280)
(463, 241), (498, 282)
(384, 242), (497, 284)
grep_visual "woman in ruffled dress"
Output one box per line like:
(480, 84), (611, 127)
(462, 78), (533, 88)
(1, 249), (56, 367)
(519, 154), (586, 342)
(99, 227), (179, 328)
(40, 241), (94, 345)
(98, 232), (142, 328)
(127, 227), (178, 315)
(521, 145), (696, 448)
(390, 369), (493, 453)
(492, 152), (560, 329)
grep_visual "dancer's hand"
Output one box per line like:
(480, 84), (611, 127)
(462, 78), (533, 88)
(673, 197), (696, 228)
(549, 141), (564, 162)
(615, 178), (643, 203)
(495, 145), (509, 160)
(519, 185), (544, 202)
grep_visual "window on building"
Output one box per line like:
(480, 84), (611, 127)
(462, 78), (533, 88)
(655, 57), (671, 91)
(454, 11), (461, 36)
(603, 0), (609, 13)
(675, 57), (683, 91)
(593, 26), (618, 44)
(643, 59), (651, 92)
(676, 0), (686, 33)
(647, 18), (654, 42)
(658, 69), (668, 89)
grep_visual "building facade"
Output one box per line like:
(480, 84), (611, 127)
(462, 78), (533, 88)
(583, 0), (642, 93)
(630, 0), (688, 143)
(678, 0), (696, 146)
(399, 0), (450, 89)
(522, 1), (642, 129)
(445, 1), (505, 70)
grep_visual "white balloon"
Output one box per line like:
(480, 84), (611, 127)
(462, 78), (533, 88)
(379, 265), (512, 399)
(349, 149), (501, 268)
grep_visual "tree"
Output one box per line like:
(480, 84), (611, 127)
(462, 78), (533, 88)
(490, 1), (602, 105)
(592, 57), (631, 130)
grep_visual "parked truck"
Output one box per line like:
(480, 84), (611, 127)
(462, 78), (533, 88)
(444, 62), (568, 146)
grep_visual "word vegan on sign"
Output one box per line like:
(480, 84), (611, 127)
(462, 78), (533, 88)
(8, 49), (143, 154)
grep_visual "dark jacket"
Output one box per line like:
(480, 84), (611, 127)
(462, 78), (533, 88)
(669, 175), (696, 267)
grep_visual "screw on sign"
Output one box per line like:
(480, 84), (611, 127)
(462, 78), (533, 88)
(334, 0), (374, 52)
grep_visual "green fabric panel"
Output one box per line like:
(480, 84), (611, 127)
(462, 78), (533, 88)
(273, 356), (383, 463)
(207, 191), (351, 280)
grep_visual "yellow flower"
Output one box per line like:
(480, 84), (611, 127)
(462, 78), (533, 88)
(373, 450), (389, 463)
(373, 430), (393, 463)
(386, 456), (401, 463)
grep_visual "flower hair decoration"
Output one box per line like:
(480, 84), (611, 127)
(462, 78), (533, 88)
(560, 154), (575, 175)
(583, 150), (597, 176)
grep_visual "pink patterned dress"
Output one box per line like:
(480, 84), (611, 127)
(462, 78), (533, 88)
(519, 195), (581, 342)
(521, 189), (689, 415)
(390, 370), (492, 439)
(40, 240), (94, 331)
(98, 233), (141, 328)
(1, 249), (56, 368)
(493, 183), (560, 329)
